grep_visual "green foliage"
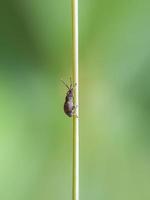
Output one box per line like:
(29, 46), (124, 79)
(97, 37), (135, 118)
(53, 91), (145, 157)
(0, 0), (150, 199)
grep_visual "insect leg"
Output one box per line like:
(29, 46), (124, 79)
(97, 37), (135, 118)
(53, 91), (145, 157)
(72, 105), (79, 118)
(73, 83), (77, 88)
(73, 105), (78, 109)
(73, 113), (79, 118)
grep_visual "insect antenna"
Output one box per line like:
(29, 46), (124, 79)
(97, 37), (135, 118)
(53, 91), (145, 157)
(61, 79), (70, 90)
(70, 77), (72, 89)
(70, 77), (77, 89)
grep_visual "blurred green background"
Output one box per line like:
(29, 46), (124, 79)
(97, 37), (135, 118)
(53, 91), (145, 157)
(0, 0), (150, 199)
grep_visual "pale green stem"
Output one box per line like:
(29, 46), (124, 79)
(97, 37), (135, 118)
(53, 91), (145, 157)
(72, 0), (79, 200)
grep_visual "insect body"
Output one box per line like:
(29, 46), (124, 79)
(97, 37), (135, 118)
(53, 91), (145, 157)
(61, 79), (77, 117)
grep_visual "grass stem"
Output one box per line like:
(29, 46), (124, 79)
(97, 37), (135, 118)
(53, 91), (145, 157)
(72, 0), (79, 200)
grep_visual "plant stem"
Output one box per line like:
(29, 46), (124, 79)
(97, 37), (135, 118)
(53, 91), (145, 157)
(72, 0), (79, 200)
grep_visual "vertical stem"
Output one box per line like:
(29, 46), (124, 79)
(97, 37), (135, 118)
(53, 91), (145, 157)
(72, 0), (79, 200)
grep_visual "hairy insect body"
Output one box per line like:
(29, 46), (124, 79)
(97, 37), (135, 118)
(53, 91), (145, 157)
(61, 79), (77, 118)
(64, 89), (74, 117)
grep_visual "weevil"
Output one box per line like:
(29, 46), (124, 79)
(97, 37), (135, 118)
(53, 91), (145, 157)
(61, 78), (78, 118)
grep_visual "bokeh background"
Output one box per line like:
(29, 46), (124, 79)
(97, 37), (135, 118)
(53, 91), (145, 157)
(0, 0), (150, 199)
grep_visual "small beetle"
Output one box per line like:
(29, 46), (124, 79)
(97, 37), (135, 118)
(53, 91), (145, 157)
(61, 78), (77, 118)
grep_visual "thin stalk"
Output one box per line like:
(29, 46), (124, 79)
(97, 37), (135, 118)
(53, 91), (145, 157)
(72, 0), (79, 200)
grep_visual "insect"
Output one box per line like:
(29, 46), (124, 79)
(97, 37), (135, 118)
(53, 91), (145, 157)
(61, 78), (78, 118)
